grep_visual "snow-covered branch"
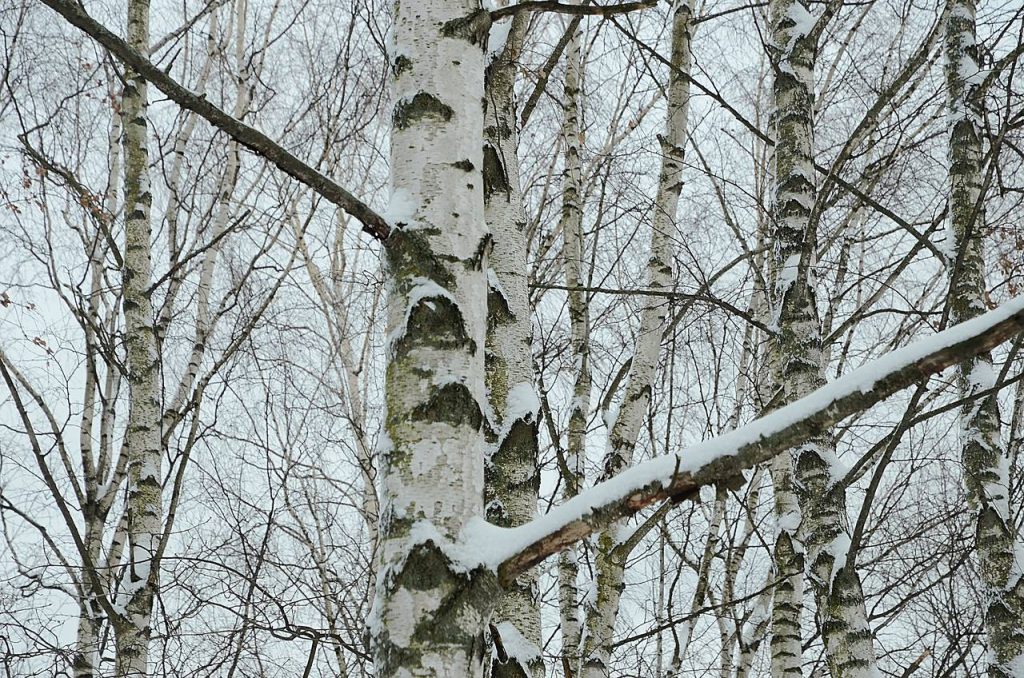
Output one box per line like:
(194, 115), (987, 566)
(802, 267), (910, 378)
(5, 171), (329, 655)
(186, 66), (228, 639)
(461, 297), (1024, 586)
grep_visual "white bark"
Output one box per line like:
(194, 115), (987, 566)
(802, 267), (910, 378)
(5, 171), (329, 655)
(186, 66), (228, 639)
(944, 0), (1024, 671)
(370, 3), (495, 676)
(559, 11), (588, 676)
(483, 11), (543, 678)
(474, 295), (1024, 584)
(71, 99), (123, 678)
(765, 0), (878, 674)
(113, 0), (161, 670)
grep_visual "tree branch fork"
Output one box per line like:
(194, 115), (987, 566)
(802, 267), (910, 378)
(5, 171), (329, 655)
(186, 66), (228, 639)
(38, 0), (662, 246)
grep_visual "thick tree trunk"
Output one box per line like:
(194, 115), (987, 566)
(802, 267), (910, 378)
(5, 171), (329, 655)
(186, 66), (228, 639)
(580, 4), (693, 677)
(483, 12), (544, 678)
(766, 0), (878, 675)
(943, 0), (1024, 673)
(113, 0), (161, 671)
(369, 3), (497, 677)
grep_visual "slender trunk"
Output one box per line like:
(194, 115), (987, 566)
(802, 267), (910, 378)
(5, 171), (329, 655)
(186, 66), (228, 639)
(165, 0), (247, 432)
(73, 110), (122, 678)
(736, 587), (773, 678)
(369, 3), (496, 676)
(768, 457), (804, 678)
(482, 11), (544, 678)
(764, 1), (810, 676)
(558, 11), (588, 677)
(293, 206), (380, 547)
(682, 490), (726, 659)
(73, 602), (101, 678)
(73, 517), (105, 678)
(766, 0), (878, 675)
(113, 0), (161, 671)
(580, 4), (692, 677)
(943, 0), (1024, 672)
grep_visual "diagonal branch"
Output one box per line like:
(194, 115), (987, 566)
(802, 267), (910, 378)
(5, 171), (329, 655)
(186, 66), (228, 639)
(38, 0), (391, 242)
(491, 0), (657, 21)
(520, 10), (584, 126)
(18, 135), (124, 268)
(466, 296), (1024, 586)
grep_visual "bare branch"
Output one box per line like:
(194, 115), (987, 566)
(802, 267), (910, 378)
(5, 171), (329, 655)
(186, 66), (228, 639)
(18, 135), (124, 268)
(38, 0), (391, 242)
(491, 0), (657, 21)
(530, 282), (775, 334)
(608, 15), (949, 262)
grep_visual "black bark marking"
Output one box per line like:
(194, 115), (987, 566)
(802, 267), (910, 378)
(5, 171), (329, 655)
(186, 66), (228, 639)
(393, 91), (454, 130)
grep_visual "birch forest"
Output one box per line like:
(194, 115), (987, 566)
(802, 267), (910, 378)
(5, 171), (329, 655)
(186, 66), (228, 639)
(2, 0), (1024, 675)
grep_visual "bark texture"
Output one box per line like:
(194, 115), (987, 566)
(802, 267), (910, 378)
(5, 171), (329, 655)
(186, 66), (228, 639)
(483, 11), (544, 678)
(766, 0), (878, 674)
(943, 0), (1024, 672)
(558, 11), (588, 676)
(70, 102), (124, 678)
(370, 3), (497, 677)
(114, 0), (161, 671)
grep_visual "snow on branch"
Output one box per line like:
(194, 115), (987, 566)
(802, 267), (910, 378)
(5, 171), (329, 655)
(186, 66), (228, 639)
(461, 296), (1024, 586)
(39, 0), (391, 242)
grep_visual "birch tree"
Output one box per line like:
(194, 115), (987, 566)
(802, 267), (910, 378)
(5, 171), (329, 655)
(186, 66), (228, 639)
(8, 0), (1024, 676)
(0, 0), (296, 672)
(558, 10), (588, 676)
(483, 9), (544, 677)
(113, 0), (163, 669)
(943, 0), (1024, 671)
(368, 1), (494, 675)
(763, 0), (883, 673)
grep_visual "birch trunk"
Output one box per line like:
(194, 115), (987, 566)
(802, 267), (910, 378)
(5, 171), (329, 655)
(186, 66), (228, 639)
(559, 12), (587, 677)
(766, 0), (878, 675)
(72, 103), (123, 678)
(113, 0), (161, 671)
(370, 3), (496, 676)
(768, 457), (804, 678)
(483, 12), (544, 678)
(580, 4), (692, 676)
(944, 0), (1024, 672)
(74, 516), (104, 678)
